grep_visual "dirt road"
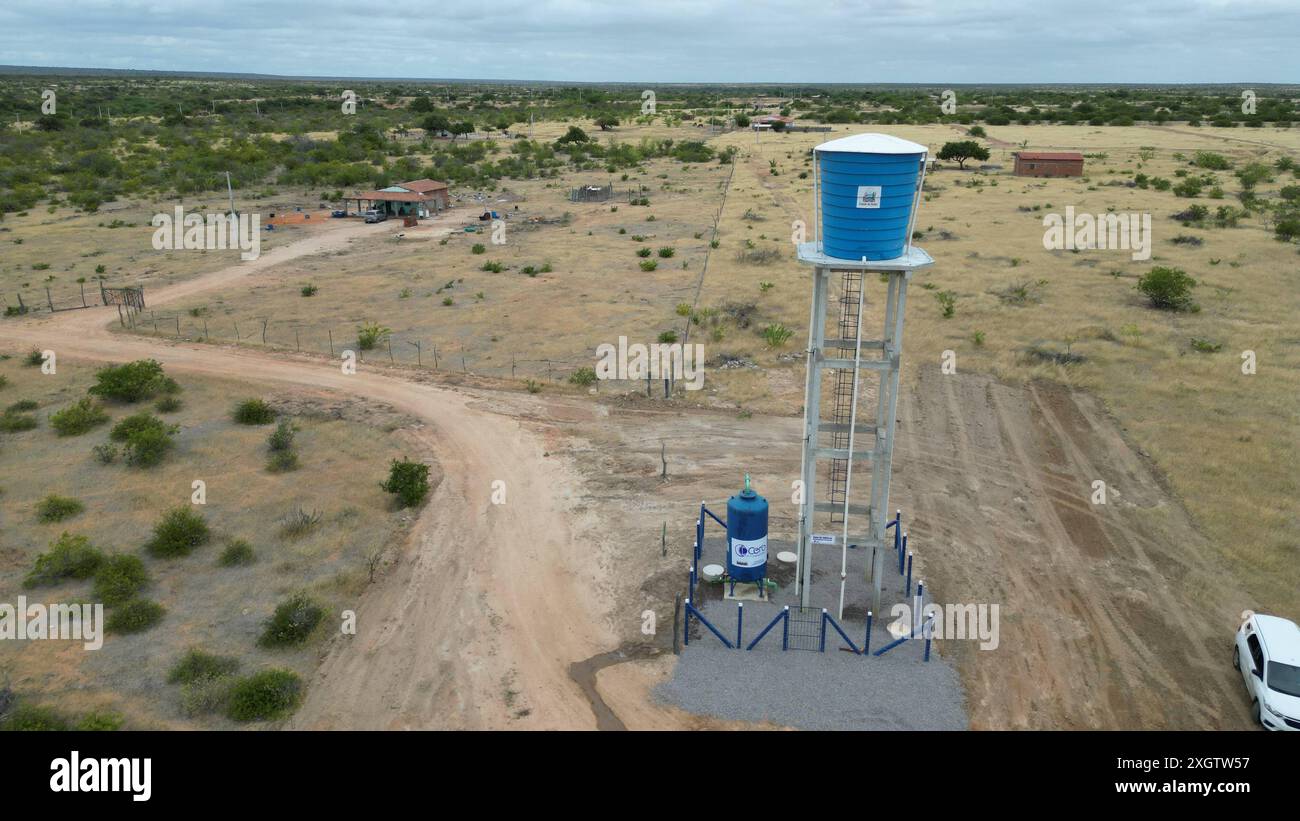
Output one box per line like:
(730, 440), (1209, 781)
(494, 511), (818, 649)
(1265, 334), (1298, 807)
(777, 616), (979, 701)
(0, 220), (617, 730)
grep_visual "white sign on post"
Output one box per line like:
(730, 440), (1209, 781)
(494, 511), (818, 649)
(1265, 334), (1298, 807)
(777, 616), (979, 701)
(810, 533), (836, 546)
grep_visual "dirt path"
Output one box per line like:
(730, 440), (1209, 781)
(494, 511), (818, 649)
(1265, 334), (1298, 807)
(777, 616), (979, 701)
(0, 221), (617, 730)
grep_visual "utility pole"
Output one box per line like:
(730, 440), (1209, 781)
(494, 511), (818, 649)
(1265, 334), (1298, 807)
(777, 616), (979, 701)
(225, 172), (236, 220)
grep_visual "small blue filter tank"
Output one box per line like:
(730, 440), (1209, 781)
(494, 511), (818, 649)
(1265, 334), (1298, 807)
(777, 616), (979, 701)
(816, 132), (928, 261)
(726, 475), (768, 582)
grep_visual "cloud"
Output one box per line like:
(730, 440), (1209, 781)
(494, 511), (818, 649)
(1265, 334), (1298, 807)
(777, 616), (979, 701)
(1, 0), (1297, 82)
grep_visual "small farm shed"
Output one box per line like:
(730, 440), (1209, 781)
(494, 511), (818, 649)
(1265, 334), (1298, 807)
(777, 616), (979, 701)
(344, 178), (450, 218)
(1013, 151), (1084, 178)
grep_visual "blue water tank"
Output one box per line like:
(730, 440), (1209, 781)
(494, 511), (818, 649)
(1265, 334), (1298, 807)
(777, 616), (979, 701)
(726, 477), (768, 582)
(816, 133), (928, 261)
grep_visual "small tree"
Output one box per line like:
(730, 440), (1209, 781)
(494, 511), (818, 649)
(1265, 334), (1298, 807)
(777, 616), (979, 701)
(381, 459), (430, 508)
(556, 125), (591, 145)
(594, 116), (619, 131)
(145, 506), (211, 558)
(1136, 266), (1197, 311)
(938, 141), (990, 170)
(88, 360), (166, 403)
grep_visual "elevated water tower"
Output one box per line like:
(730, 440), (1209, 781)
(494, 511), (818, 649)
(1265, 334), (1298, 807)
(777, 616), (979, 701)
(794, 133), (933, 618)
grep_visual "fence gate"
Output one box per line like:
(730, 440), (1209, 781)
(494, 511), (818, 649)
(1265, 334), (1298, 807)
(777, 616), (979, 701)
(786, 606), (823, 651)
(101, 285), (145, 310)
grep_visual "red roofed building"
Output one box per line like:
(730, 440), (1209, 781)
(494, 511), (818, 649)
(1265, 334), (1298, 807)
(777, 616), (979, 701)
(1013, 151), (1084, 178)
(343, 179), (450, 218)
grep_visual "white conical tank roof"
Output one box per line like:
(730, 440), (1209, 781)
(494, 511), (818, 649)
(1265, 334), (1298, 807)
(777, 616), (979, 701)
(815, 132), (928, 154)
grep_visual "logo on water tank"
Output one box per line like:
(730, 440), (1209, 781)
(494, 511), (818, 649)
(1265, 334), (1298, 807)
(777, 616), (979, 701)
(856, 185), (882, 209)
(730, 536), (768, 568)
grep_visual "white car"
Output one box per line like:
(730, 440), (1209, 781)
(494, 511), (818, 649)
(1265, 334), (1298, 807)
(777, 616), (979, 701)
(1234, 613), (1300, 730)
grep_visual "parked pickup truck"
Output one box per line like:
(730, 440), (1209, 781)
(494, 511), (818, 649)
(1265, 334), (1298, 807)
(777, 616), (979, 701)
(363, 210), (387, 224)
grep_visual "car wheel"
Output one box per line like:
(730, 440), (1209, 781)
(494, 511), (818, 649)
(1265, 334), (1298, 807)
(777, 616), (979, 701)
(1233, 645), (1240, 671)
(1251, 700), (1261, 726)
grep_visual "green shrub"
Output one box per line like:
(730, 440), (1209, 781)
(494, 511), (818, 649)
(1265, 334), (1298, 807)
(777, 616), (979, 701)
(377, 459), (428, 508)
(24, 532), (104, 587)
(0, 410), (37, 432)
(23, 349), (44, 367)
(356, 323), (390, 351)
(267, 419), (295, 452)
(266, 449), (299, 473)
(639, 259), (658, 272)
(181, 676), (235, 717)
(144, 506), (211, 558)
(258, 593), (324, 648)
(88, 360), (166, 402)
(1193, 151), (1231, 170)
(123, 425), (177, 467)
(91, 443), (118, 464)
(657, 330), (678, 344)
(636, 247), (652, 258)
(106, 599), (165, 633)
(1137, 266), (1197, 311)
(167, 648), (241, 684)
(226, 669), (303, 722)
(569, 366), (597, 387)
(218, 539), (255, 567)
(155, 395), (182, 413)
(935, 290), (958, 318)
(481, 260), (504, 273)
(657, 247), (676, 258)
(93, 554), (149, 606)
(110, 411), (168, 442)
(7, 399), (37, 412)
(761, 323), (794, 347)
(74, 711), (123, 731)
(35, 494), (84, 523)
(232, 398), (276, 425)
(471, 243), (486, 254)
(50, 397), (109, 436)
(300, 284), (318, 297)
(1, 703), (70, 731)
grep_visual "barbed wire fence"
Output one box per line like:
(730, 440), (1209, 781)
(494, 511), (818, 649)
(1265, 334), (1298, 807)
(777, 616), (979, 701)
(117, 307), (683, 395)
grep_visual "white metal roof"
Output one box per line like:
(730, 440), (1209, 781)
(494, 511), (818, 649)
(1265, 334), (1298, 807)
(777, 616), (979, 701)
(816, 132), (928, 155)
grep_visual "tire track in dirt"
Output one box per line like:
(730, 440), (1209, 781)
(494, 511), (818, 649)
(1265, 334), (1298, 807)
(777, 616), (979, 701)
(896, 367), (1253, 729)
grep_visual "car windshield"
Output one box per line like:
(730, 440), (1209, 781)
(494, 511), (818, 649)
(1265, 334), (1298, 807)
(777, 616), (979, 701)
(1267, 661), (1300, 698)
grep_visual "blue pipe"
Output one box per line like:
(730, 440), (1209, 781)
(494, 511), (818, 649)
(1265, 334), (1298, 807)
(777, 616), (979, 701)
(822, 610), (861, 654)
(819, 609), (828, 652)
(782, 607), (789, 651)
(899, 531), (908, 575)
(736, 603), (743, 649)
(864, 610), (873, 655)
(746, 607), (788, 651)
(905, 552), (913, 596)
(685, 600), (734, 649)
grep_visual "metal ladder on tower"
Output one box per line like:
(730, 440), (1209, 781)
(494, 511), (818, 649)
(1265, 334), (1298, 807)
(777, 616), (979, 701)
(795, 247), (932, 618)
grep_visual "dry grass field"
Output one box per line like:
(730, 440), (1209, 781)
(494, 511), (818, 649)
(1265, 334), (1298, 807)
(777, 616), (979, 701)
(1, 116), (1294, 729)
(0, 355), (422, 728)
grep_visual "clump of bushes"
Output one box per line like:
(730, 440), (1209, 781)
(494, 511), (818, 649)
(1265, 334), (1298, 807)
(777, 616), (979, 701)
(278, 507), (321, 538)
(265, 419), (299, 473)
(24, 532), (104, 588)
(1136, 266), (1198, 311)
(144, 506), (211, 558)
(35, 494), (84, 523)
(88, 359), (167, 402)
(0, 407), (38, 432)
(232, 398), (276, 425)
(106, 598), (165, 633)
(356, 323), (390, 351)
(381, 459), (430, 508)
(258, 593), (324, 648)
(50, 397), (109, 436)
(934, 290), (958, 318)
(218, 539), (255, 566)
(226, 669), (303, 722)
(110, 412), (179, 467)
(92, 554), (150, 606)
(168, 648), (240, 684)
(569, 366), (597, 387)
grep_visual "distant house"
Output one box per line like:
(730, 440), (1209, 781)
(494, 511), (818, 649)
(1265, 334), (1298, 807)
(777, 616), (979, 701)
(751, 114), (795, 131)
(1013, 151), (1084, 178)
(344, 178), (450, 218)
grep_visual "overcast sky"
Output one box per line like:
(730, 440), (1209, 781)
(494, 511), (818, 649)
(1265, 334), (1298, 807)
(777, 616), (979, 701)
(2, 0), (1297, 84)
